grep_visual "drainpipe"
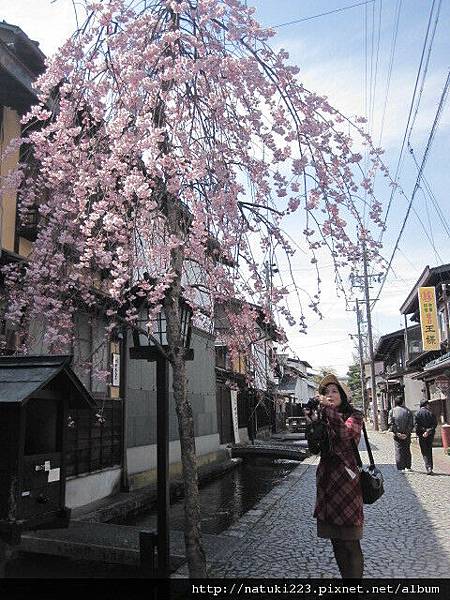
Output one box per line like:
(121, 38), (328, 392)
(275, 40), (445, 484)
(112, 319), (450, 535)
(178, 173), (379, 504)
(119, 325), (129, 492)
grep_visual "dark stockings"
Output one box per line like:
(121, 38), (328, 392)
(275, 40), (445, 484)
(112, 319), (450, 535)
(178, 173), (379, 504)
(331, 539), (364, 578)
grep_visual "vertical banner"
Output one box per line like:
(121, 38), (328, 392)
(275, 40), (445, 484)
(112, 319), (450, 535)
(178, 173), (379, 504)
(112, 353), (120, 387)
(230, 389), (240, 444)
(418, 287), (441, 351)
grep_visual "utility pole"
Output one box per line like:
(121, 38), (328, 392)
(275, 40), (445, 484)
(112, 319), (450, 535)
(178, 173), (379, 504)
(362, 240), (379, 431)
(262, 259), (278, 436)
(355, 299), (368, 418)
(263, 259), (279, 311)
(442, 283), (450, 351)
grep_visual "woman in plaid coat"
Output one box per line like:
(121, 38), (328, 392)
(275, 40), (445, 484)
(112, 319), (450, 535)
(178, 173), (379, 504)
(310, 374), (364, 578)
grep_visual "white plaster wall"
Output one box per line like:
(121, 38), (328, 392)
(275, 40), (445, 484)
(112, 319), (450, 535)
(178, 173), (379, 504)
(127, 432), (221, 475)
(65, 467), (121, 508)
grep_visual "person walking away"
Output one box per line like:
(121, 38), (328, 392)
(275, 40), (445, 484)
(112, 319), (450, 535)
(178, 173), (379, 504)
(388, 397), (414, 472)
(415, 399), (438, 475)
(310, 374), (365, 579)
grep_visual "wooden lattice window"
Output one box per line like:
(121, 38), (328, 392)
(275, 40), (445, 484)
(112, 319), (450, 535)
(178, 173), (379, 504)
(65, 398), (122, 477)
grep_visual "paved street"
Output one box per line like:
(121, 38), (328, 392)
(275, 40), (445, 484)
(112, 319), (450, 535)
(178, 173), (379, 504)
(204, 432), (450, 578)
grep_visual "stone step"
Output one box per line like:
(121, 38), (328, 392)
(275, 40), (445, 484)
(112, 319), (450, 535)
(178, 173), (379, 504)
(19, 520), (240, 569)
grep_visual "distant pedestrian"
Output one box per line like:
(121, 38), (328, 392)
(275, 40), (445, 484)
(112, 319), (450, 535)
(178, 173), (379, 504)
(415, 399), (438, 475)
(309, 374), (365, 579)
(388, 398), (414, 471)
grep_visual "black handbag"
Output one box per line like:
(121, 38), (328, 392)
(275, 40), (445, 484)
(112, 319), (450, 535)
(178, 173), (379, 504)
(353, 422), (385, 505)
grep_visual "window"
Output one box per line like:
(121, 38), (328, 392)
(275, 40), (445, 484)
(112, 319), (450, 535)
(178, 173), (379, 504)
(438, 310), (448, 341)
(408, 338), (422, 356)
(65, 399), (122, 476)
(0, 314), (19, 354)
(215, 345), (228, 369)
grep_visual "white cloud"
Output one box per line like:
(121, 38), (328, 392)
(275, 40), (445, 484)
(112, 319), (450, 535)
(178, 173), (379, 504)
(2, 0), (78, 56)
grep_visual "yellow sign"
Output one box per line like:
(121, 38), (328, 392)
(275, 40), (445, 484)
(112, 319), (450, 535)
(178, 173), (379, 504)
(418, 287), (441, 351)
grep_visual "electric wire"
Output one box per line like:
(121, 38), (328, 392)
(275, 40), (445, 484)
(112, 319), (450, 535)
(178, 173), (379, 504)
(409, 146), (450, 239)
(406, 0), (442, 146)
(371, 70), (450, 308)
(378, 0), (402, 147)
(369, 0), (383, 137)
(379, 0), (439, 236)
(273, 0), (375, 28)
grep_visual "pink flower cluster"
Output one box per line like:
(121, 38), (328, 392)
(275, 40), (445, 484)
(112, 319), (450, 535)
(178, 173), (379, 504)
(1, 0), (392, 360)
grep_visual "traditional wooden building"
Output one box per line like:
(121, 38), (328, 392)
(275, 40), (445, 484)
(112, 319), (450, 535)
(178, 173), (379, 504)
(214, 301), (280, 442)
(373, 325), (425, 429)
(400, 263), (450, 442)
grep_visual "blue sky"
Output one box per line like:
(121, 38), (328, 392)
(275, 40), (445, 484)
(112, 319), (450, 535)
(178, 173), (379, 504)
(3, 0), (450, 375)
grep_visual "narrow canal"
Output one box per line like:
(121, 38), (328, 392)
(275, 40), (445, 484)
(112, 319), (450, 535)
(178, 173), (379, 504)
(7, 456), (300, 577)
(118, 456), (300, 534)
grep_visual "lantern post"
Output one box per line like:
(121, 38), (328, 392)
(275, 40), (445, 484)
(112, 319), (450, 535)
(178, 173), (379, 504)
(129, 297), (193, 577)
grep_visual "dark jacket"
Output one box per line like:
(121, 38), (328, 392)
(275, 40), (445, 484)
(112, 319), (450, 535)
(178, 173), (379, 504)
(388, 405), (414, 437)
(415, 407), (438, 437)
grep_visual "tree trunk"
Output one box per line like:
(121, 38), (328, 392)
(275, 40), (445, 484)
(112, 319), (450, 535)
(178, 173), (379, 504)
(163, 194), (207, 577)
(170, 344), (207, 577)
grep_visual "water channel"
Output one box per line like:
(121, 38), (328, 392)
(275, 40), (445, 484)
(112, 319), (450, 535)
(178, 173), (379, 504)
(118, 456), (300, 534)
(7, 456), (301, 577)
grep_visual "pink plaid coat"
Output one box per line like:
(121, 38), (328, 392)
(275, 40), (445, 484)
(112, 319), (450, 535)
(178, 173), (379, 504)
(313, 404), (364, 527)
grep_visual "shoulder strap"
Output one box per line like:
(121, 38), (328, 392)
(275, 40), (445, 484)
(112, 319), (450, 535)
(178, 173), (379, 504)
(352, 440), (362, 467)
(352, 421), (375, 468)
(362, 421), (375, 467)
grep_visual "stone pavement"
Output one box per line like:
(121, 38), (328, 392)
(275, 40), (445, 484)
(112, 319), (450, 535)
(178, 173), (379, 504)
(192, 431), (450, 579)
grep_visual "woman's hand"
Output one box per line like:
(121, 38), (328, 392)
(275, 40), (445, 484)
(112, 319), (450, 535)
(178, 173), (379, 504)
(319, 395), (334, 408)
(305, 411), (319, 423)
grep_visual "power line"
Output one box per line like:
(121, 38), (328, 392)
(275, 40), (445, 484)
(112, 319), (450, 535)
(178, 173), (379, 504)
(372, 70), (450, 308)
(273, 0), (375, 28)
(409, 146), (450, 239)
(406, 0), (442, 146)
(379, 0), (440, 235)
(369, 0), (383, 136)
(298, 337), (349, 348)
(409, 199), (444, 263)
(377, 0), (402, 147)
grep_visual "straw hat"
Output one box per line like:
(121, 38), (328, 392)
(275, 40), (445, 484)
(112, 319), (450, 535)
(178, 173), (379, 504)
(318, 373), (350, 399)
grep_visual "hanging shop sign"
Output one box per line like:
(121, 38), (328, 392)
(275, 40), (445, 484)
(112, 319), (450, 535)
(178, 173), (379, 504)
(418, 287), (441, 351)
(230, 389), (240, 444)
(112, 353), (120, 387)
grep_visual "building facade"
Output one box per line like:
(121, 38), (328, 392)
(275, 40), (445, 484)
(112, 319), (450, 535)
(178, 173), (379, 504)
(372, 263), (450, 443)
(372, 327), (425, 429)
(400, 264), (450, 443)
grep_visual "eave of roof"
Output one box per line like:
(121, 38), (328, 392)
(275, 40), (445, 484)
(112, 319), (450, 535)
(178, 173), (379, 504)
(0, 355), (94, 407)
(400, 263), (450, 315)
(374, 328), (405, 359)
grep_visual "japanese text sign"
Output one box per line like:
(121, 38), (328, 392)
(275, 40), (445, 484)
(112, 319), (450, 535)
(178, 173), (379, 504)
(418, 287), (441, 351)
